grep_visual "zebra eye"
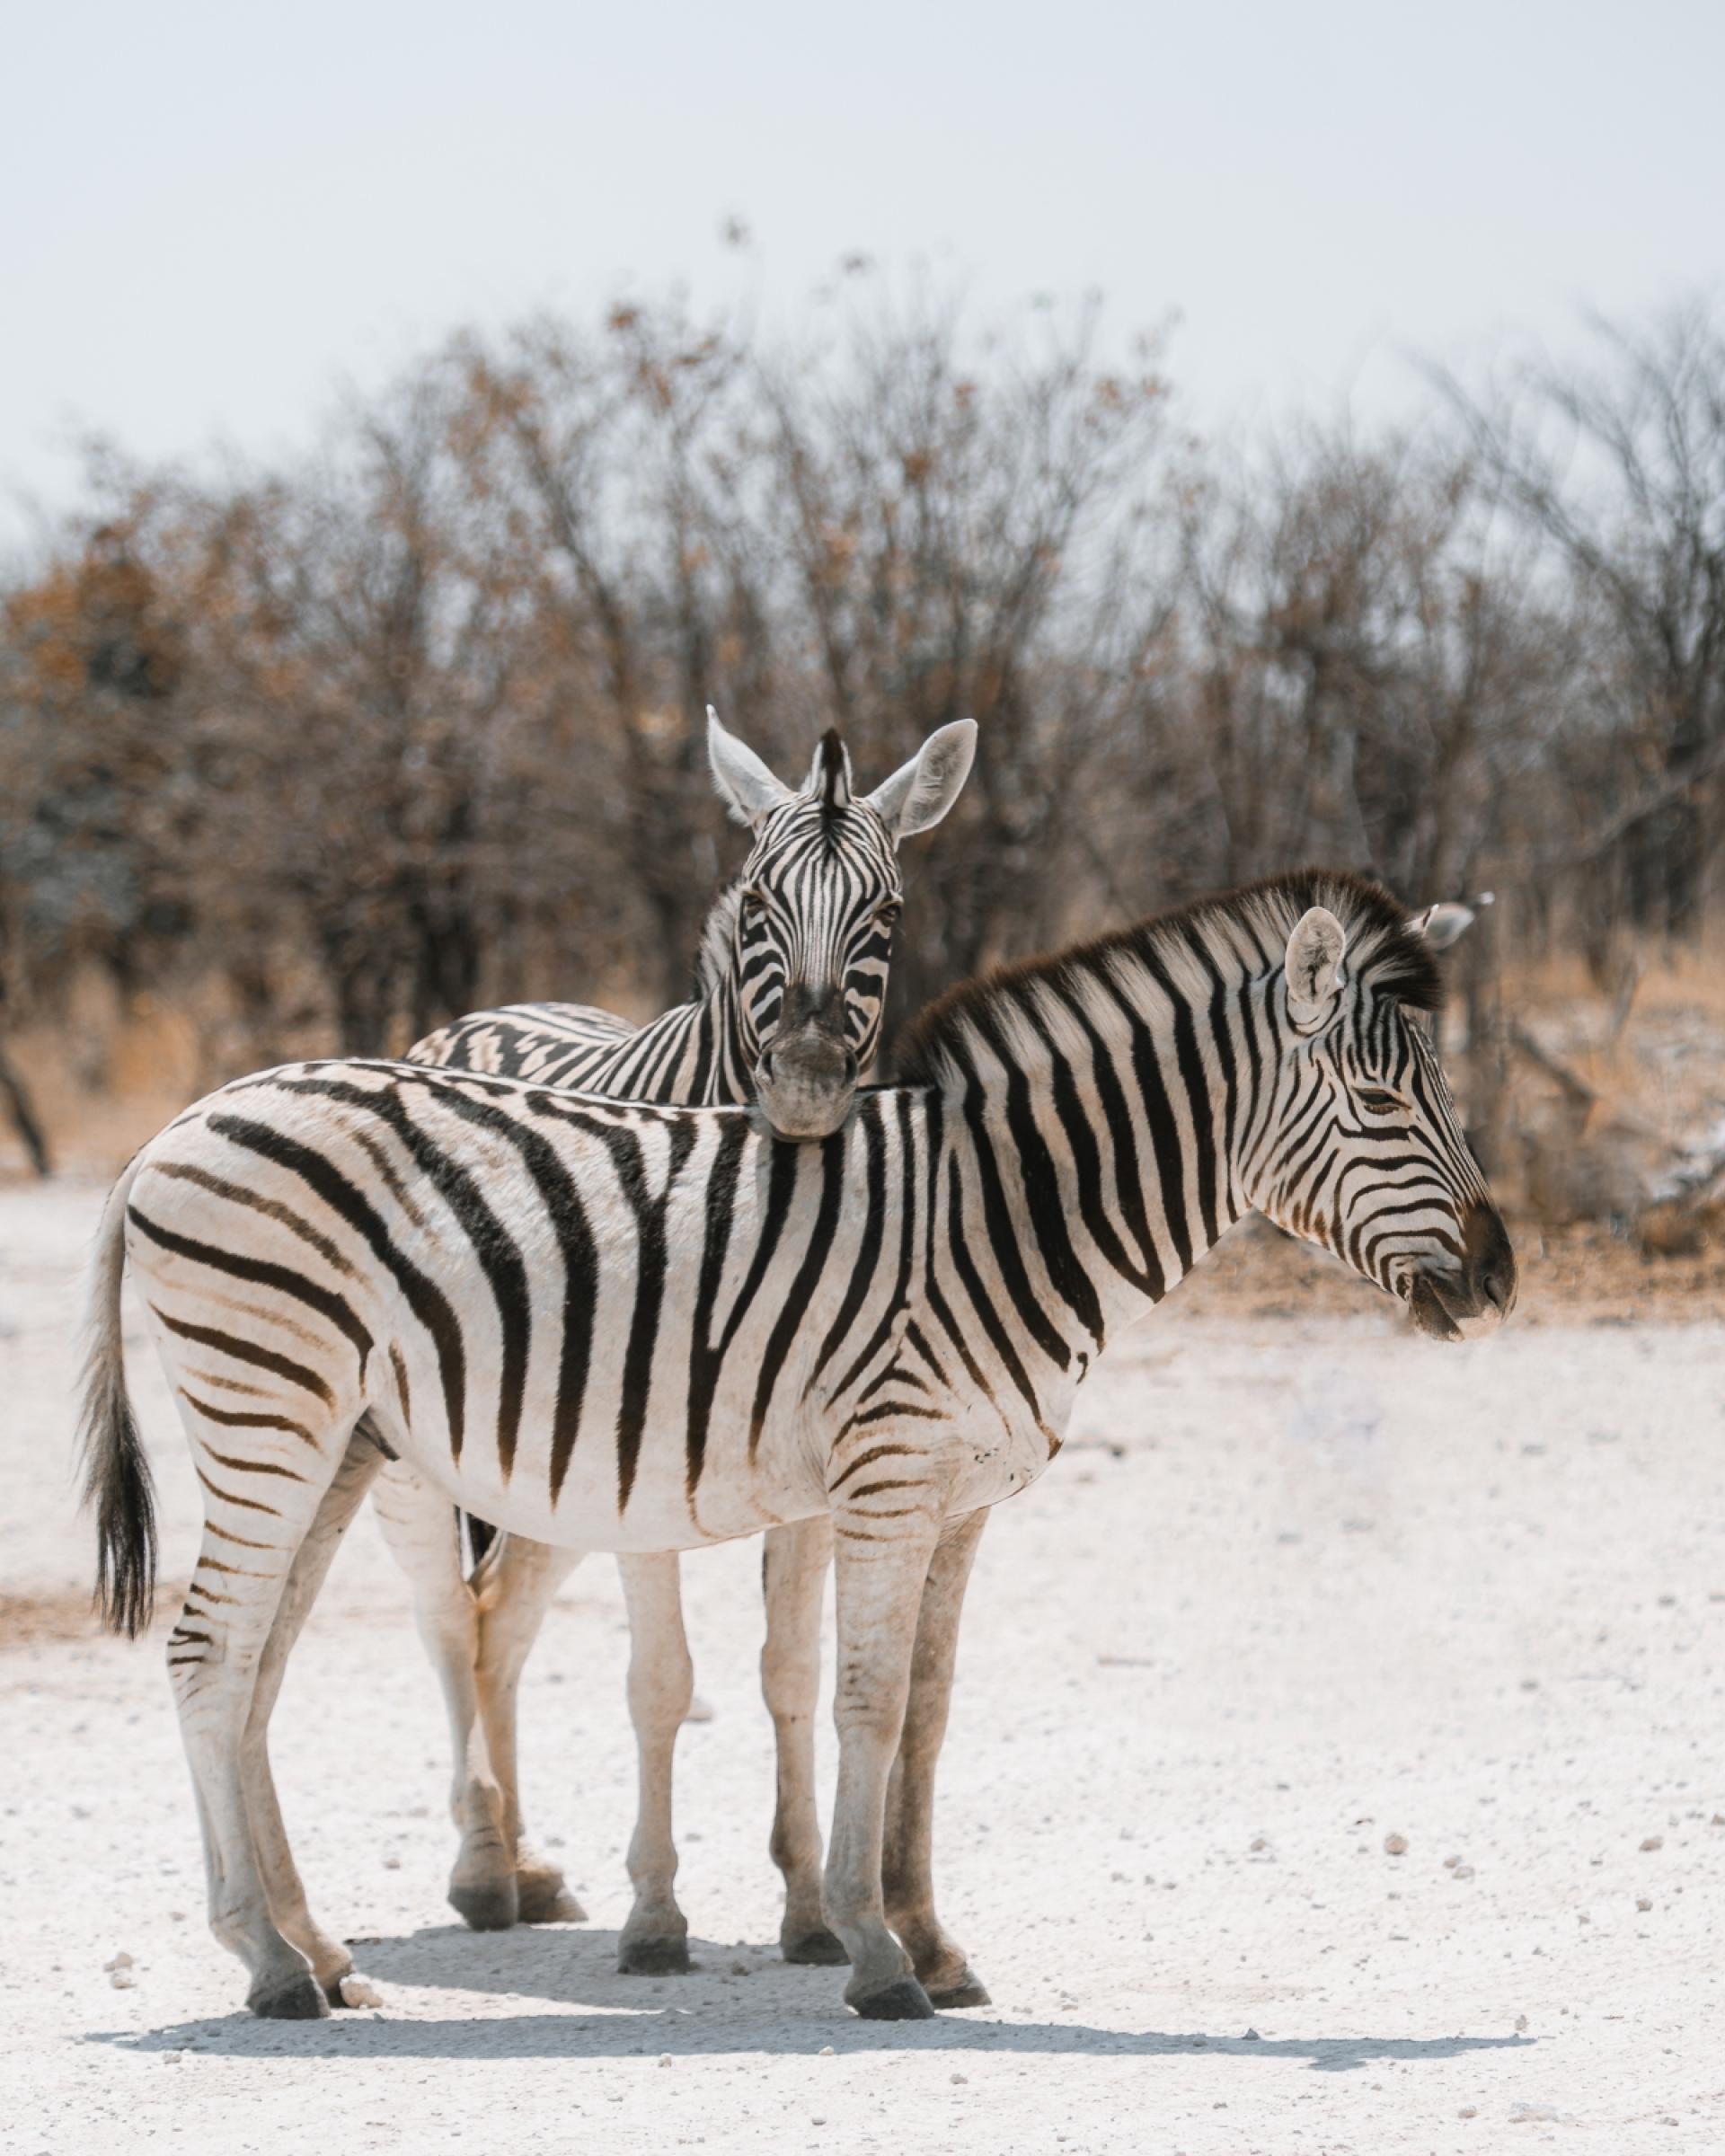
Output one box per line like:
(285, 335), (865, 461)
(740, 886), (768, 919)
(872, 898), (902, 929)
(1356, 1087), (1402, 1115)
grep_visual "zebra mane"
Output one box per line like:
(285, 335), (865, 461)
(892, 870), (1445, 1085)
(690, 878), (746, 1001)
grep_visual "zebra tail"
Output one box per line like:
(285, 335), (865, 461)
(77, 1152), (156, 1637)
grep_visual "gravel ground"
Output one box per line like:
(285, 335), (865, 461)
(3, 1177), (1723, 2154)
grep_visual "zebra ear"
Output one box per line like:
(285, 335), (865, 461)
(862, 719), (978, 843)
(1409, 900), (1477, 951)
(1285, 906), (1349, 1029)
(707, 706), (793, 830)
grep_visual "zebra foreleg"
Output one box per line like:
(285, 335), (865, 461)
(824, 1484), (951, 2019)
(760, 1514), (845, 1964)
(369, 1457), (532, 1931)
(471, 1533), (587, 1923)
(615, 1552), (695, 1973)
(242, 1423), (387, 2003)
(881, 1506), (990, 2009)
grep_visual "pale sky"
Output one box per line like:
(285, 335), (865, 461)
(4, 0), (1721, 548)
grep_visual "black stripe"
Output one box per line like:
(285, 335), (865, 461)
(128, 1204), (374, 1374)
(807, 1099), (887, 1394)
(152, 1308), (334, 1405)
(749, 1131), (846, 1458)
(685, 1117), (751, 1497)
(205, 1107), (468, 1461)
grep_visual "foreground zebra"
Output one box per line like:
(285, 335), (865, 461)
(371, 707), (976, 1961)
(82, 870), (1514, 2021)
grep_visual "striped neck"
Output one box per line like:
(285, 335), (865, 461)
(907, 927), (1267, 1360)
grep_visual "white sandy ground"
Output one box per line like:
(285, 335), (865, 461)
(2, 1178), (1723, 2156)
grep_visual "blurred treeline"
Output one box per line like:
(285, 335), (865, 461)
(3, 287), (1723, 1208)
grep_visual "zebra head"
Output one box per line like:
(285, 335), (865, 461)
(1248, 880), (1516, 1339)
(707, 707), (977, 1139)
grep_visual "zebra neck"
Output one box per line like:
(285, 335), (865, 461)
(924, 943), (1259, 1356)
(695, 964), (756, 1104)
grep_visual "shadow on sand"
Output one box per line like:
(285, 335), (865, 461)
(87, 1922), (1535, 2072)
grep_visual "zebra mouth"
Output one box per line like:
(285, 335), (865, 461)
(1406, 1270), (1467, 1341)
(755, 1035), (859, 1141)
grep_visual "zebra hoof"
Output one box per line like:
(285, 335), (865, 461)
(447, 1878), (520, 1932)
(515, 1872), (586, 1926)
(926, 1972), (992, 2010)
(617, 1933), (692, 1975)
(782, 1926), (849, 1966)
(249, 1971), (331, 2020)
(847, 1975), (936, 2020)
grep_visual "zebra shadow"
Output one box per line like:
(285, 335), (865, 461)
(89, 1922), (1535, 2070)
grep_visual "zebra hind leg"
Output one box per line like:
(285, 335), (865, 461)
(167, 1394), (358, 2019)
(760, 1515), (845, 1964)
(370, 1460), (519, 1931)
(615, 1553), (694, 1974)
(471, 1533), (588, 1924)
(242, 1424), (390, 2003)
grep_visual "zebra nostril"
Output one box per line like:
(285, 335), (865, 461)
(842, 1049), (859, 1084)
(1482, 1263), (1514, 1315)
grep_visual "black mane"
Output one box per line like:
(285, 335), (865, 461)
(893, 870), (1444, 1085)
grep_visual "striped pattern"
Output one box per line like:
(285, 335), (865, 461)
(84, 866), (1513, 2019)
(119, 870), (1509, 1569)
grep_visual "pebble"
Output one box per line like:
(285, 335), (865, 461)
(1641, 1835), (1664, 1852)
(1459, 2106), (1478, 2119)
(338, 1975), (384, 2009)
(102, 1953), (134, 1971)
(659, 2054), (672, 2068)
(110, 1971), (136, 1990)
(819, 2046), (835, 2057)
(1384, 1833), (1409, 1857)
(1453, 1864), (1476, 1880)
(951, 2072), (968, 2085)
(1637, 1897), (1653, 1913)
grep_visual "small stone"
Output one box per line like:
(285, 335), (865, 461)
(110, 1971), (136, 1990)
(1459, 2106), (1478, 2119)
(951, 2072), (968, 2084)
(1453, 1864), (1476, 1880)
(1444, 1855), (1461, 1869)
(729, 1959), (750, 1975)
(1514, 2015), (1528, 2033)
(1641, 1835), (1664, 1852)
(382, 1854), (402, 1870)
(1243, 2027), (1261, 2041)
(1250, 1835), (1269, 1852)
(338, 1975), (384, 2009)
(659, 2054), (672, 2067)
(1384, 1833), (1409, 1857)
(818, 2045), (835, 2057)
(1637, 1896), (1653, 1913)
(102, 1953), (134, 1971)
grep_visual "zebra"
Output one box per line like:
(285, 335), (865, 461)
(80, 869), (1515, 2022)
(366, 706), (977, 1966)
